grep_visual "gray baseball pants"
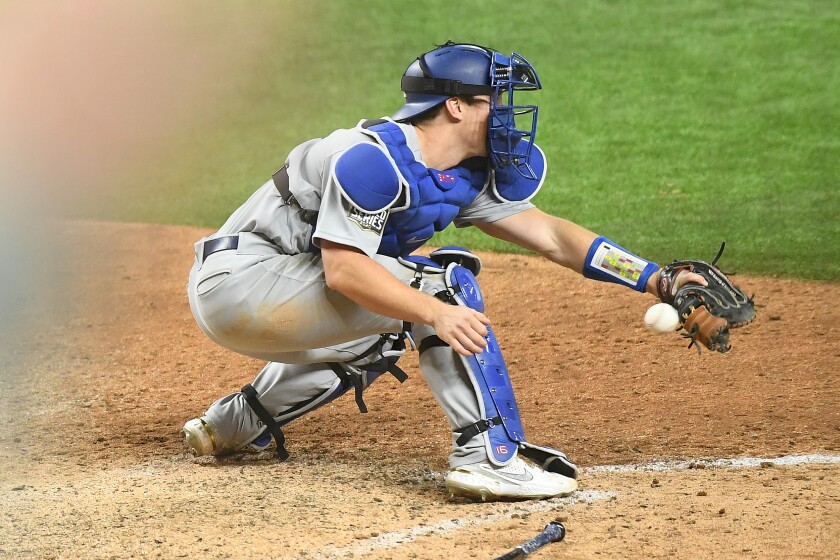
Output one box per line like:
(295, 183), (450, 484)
(187, 232), (486, 468)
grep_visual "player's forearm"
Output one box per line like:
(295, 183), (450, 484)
(477, 209), (597, 272)
(539, 216), (599, 272)
(537, 214), (672, 295)
(646, 270), (662, 297)
(321, 242), (444, 325)
(481, 210), (664, 294)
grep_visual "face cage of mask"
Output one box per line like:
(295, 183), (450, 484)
(488, 103), (539, 179)
(486, 53), (541, 180)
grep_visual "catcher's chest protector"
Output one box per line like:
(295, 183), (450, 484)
(361, 121), (487, 257)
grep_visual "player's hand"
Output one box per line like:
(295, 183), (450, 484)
(650, 268), (708, 299)
(673, 270), (708, 291)
(432, 305), (491, 356)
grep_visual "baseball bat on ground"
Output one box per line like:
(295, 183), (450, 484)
(491, 520), (566, 560)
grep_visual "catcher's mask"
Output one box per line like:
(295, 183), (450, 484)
(392, 41), (542, 179)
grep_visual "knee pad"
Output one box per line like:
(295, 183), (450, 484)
(398, 245), (482, 291)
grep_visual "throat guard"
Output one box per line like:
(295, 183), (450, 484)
(492, 140), (546, 203)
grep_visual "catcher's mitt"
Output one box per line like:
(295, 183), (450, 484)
(658, 243), (755, 353)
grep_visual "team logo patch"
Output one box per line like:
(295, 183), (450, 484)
(437, 172), (456, 183)
(347, 207), (388, 234)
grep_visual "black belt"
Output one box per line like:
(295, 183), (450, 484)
(202, 235), (239, 260)
(201, 168), (312, 262)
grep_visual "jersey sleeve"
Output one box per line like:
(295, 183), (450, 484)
(311, 152), (389, 257)
(453, 187), (535, 227)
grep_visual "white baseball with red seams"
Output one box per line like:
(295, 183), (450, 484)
(644, 302), (680, 333)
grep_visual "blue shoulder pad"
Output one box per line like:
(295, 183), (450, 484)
(333, 143), (402, 213)
(492, 142), (547, 203)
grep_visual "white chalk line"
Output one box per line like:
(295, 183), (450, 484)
(311, 490), (612, 560)
(585, 452), (840, 474)
(310, 452), (839, 559)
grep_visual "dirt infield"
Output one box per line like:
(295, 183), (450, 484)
(1, 221), (838, 559)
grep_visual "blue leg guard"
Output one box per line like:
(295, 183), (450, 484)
(444, 263), (526, 465)
(440, 263), (580, 479)
(403, 255), (579, 477)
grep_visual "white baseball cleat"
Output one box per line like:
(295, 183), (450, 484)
(445, 455), (578, 501)
(182, 417), (217, 456)
(183, 418), (272, 456)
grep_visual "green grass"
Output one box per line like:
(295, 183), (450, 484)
(89, 0), (839, 281)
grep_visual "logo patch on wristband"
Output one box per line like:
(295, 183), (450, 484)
(592, 242), (646, 284)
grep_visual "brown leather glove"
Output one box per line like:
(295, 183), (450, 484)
(658, 243), (755, 353)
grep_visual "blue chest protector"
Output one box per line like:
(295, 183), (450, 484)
(361, 121), (486, 257)
(334, 119), (546, 257)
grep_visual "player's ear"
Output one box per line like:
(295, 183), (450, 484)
(443, 97), (464, 122)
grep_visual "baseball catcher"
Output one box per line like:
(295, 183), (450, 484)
(182, 41), (753, 502)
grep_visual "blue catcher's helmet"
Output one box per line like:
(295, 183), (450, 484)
(392, 41), (542, 179)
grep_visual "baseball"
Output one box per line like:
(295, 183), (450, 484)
(644, 303), (680, 333)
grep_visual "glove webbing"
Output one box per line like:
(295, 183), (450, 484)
(240, 383), (289, 462)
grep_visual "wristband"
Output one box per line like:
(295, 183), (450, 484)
(583, 236), (659, 292)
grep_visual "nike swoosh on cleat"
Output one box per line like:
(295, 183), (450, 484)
(481, 465), (534, 482)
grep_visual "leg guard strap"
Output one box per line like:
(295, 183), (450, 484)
(365, 355), (409, 383)
(241, 383), (289, 462)
(518, 441), (580, 479)
(327, 362), (367, 412)
(327, 333), (409, 414)
(455, 415), (503, 447)
(418, 335), (448, 354)
(328, 356), (408, 414)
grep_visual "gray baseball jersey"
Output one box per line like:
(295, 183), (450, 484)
(187, 119), (534, 467)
